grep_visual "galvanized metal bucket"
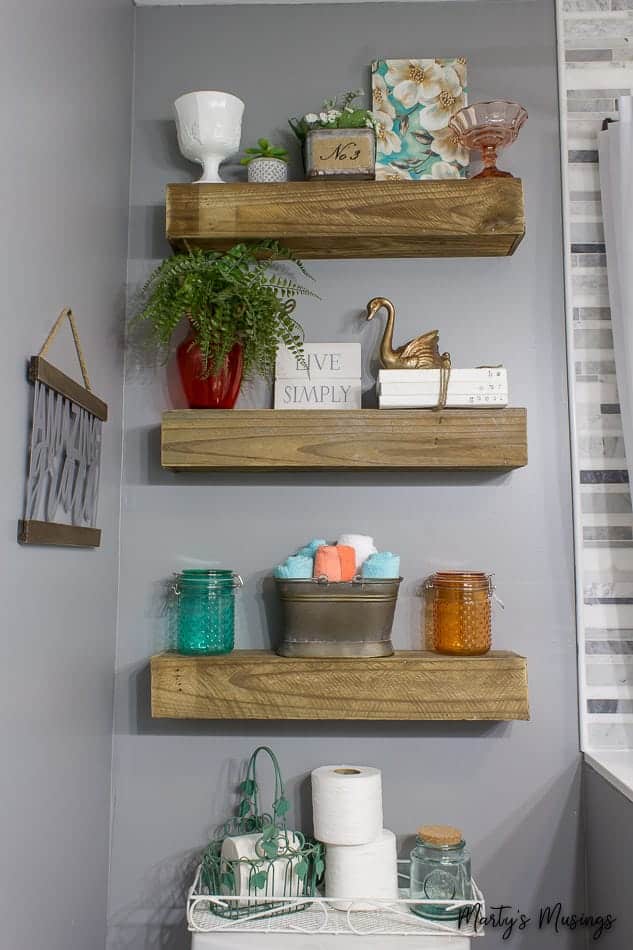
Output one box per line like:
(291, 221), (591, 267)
(275, 576), (402, 658)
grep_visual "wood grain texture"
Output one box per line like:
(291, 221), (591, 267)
(161, 409), (528, 471)
(150, 650), (530, 721)
(17, 519), (101, 547)
(29, 356), (108, 421)
(165, 179), (525, 259)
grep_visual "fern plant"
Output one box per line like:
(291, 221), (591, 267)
(135, 241), (316, 378)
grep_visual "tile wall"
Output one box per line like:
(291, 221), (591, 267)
(559, 0), (633, 747)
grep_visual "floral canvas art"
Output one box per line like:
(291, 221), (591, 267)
(371, 58), (469, 180)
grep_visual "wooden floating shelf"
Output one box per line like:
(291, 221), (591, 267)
(166, 179), (525, 259)
(151, 650), (529, 721)
(161, 408), (528, 472)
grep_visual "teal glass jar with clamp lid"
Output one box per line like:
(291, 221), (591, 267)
(174, 569), (243, 655)
(410, 825), (472, 920)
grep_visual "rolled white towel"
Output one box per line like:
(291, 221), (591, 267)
(337, 534), (377, 568)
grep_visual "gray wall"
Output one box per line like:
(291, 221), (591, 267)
(110, 2), (583, 948)
(584, 763), (633, 947)
(0, 1), (132, 947)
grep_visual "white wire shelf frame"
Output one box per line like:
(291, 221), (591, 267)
(187, 862), (486, 938)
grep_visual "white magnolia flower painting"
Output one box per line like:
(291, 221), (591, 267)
(372, 58), (469, 181)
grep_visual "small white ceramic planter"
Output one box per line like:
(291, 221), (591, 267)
(174, 90), (245, 183)
(247, 158), (289, 183)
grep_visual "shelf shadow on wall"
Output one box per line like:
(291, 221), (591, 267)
(128, 116), (249, 265)
(128, 203), (172, 263)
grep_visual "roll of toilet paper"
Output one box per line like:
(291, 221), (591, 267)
(221, 830), (302, 905)
(312, 765), (383, 845)
(325, 829), (399, 912)
(337, 534), (377, 568)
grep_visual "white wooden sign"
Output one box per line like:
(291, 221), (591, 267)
(274, 379), (362, 409)
(275, 342), (361, 380)
(275, 342), (362, 409)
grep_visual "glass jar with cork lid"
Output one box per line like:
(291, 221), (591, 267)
(410, 825), (472, 920)
(425, 571), (494, 655)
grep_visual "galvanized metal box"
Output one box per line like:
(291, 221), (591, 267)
(304, 128), (376, 181)
(275, 577), (401, 657)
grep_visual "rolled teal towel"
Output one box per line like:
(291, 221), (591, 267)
(361, 552), (400, 579)
(274, 555), (314, 579)
(295, 538), (327, 558)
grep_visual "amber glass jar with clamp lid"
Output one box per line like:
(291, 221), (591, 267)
(425, 571), (494, 655)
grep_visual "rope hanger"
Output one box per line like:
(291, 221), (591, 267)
(38, 307), (92, 392)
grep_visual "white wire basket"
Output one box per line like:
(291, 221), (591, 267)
(187, 862), (486, 938)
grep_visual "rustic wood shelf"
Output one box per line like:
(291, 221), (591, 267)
(151, 650), (529, 721)
(166, 179), (525, 259)
(161, 408), (527, 471)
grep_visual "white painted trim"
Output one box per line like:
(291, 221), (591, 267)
(191, 933), (472, 949)
(585, 751), (633, 804)
(555, 0), (588, 752)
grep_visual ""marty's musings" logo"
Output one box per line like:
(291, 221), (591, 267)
(458, 903), (616, 941)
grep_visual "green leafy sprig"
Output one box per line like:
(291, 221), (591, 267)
(235, 776), (312, 882)
(241, 138), (289, 165)
(134, 241), (316, 379)
(289, 89), (377, 143)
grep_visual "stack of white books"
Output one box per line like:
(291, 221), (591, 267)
(378, 367), (509, 409)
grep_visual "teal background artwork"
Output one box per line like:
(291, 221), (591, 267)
(371, 58), (469, 180)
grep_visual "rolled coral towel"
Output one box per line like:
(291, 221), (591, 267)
(337, 534), (377, 568)
(337, 544), (357, 581)
(314, 545), (342, 582)
(274, 555), (314, 579)
(296, 538), (328, 558)
(361, 552), (400, 579)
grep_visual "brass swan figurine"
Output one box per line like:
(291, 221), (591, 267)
(366, 296), (452, 407)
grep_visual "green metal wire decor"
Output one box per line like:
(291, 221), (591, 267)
(200, 746), (324, 919)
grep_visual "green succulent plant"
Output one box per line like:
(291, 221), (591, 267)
(240, 138), (289, 165)
(134, 241), (316, 379)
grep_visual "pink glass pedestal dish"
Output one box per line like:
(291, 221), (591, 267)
(449, 100), (528, 179)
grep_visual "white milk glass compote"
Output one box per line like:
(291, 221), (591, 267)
(174, 91), (245, 183)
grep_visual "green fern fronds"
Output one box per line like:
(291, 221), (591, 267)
(133, 242), (318, 379)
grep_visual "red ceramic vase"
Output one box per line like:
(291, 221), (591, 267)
(177, 331), (244, 409)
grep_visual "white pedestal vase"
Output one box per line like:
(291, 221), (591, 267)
(247, 158), (288, 183)
(174, 91), (244, 183)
